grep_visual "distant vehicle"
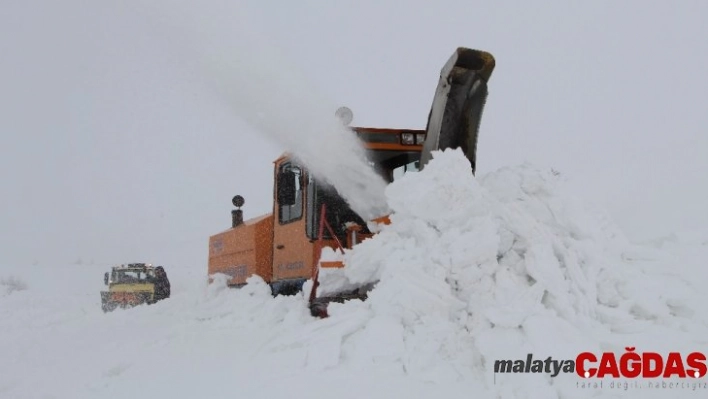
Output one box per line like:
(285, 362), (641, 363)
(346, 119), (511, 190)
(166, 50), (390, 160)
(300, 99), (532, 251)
(100, 263), (169, 312)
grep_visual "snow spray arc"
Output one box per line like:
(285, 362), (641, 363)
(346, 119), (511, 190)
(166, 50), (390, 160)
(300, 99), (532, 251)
(494, 348), (707, 379)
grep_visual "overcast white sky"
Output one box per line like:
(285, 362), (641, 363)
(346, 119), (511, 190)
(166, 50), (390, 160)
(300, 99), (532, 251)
(1, 1), (706, 269)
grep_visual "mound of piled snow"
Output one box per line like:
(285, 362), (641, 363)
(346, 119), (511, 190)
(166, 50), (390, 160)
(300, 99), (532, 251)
(311, 149), (708, 397)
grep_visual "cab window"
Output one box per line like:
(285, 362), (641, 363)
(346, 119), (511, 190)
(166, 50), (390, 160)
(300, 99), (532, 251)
(278, 163), (303, 224)
(392, 161), (420, 181)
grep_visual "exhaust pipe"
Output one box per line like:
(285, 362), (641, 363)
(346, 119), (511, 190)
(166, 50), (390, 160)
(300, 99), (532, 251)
(231, 195), (245, 228)
(231, 209), (243, 228)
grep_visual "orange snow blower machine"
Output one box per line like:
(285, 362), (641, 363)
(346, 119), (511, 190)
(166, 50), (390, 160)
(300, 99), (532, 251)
(207, 47), (495, 317)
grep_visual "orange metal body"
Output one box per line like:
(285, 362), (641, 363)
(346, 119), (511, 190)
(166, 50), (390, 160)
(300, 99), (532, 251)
(208, 214), (274, 286)
(207, 127), (422, 288)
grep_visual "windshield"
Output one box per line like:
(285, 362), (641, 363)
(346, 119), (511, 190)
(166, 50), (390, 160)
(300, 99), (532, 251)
(366, 149), (421, 183)
(111, 269), (155, 283)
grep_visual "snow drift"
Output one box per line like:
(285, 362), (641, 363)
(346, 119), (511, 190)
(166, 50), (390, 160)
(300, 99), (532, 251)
(312, 149), (708, 397)
(1, 149), (707, 399)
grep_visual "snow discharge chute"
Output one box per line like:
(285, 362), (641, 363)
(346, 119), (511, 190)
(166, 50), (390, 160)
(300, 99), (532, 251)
(420, 48), (495, 174)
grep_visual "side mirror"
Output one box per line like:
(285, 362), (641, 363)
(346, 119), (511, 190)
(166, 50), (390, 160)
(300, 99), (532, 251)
(104, 272), (109, 285)
(277, 170), (297, 206)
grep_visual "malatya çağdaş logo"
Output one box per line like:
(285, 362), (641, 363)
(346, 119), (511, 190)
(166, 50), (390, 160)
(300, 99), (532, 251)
(494, 348), (707, 379)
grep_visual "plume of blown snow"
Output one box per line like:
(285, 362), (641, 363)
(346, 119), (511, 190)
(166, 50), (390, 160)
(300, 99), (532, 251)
(133, 1), (389, 220)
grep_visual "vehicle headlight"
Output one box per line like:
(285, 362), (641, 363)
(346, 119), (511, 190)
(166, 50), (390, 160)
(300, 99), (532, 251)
(415, 133), (426, 145)
(401, 133), (415, 145)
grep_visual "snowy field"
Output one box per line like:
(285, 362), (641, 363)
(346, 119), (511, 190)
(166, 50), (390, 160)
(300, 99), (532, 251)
(2, 150), (707, 399)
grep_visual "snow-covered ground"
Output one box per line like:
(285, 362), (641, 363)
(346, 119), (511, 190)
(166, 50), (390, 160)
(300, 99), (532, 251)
(2, 150), (707, 399)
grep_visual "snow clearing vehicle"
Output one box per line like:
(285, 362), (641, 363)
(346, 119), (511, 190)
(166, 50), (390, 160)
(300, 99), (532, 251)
(101, 263), (164, 312)
(207, 47), (495, 317)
